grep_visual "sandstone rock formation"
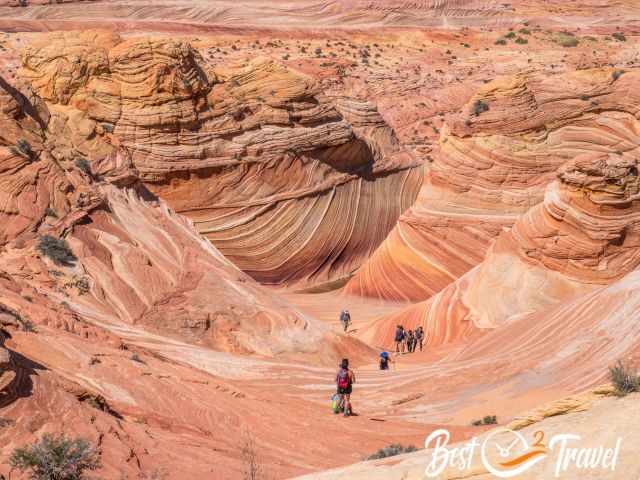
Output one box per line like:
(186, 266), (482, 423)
(363, 135), (640, 348)
(298, 389), (639, 480)
(346, 68), (640, 302)
(0, 64), (369, 358)
(0, 66), (376, 478)
(18, 32), (421, 289)
(1, 9), (640, 480)
(2, 0), (638, 28)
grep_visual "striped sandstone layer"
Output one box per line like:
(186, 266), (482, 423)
(18, 31), (422, 289)
(346, 68), (640, 302)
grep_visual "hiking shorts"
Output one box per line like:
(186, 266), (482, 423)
(337, 385), (352, 395)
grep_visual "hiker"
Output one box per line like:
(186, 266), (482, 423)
(406, 330), (415, 353)
(379, 351), (393, 370)
(415, 326), (424, 352)
(394, 325), (405, 353)
(336, 358), (355, 417)
(340, 309), (351, 333)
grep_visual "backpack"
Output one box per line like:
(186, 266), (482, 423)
(331, 393), (341, 413)
(337, 368), (351, 389)
(379, 357), (389, 370)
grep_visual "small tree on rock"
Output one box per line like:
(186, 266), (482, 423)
(10, 434), (101, 480)
(37, 235), (78, 267)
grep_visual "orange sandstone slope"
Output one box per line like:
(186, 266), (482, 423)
(362, 83), (640, 349)
(346, 67), (640, 302)
(0, 0), (638, 29)
(17, 31), (421, 290)
(0, 61), (369, 360)
(0, 61), (381, 479)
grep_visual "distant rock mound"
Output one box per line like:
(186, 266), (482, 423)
(19, 31), (421, 289)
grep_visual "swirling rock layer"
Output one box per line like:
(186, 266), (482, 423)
(19, 32), (421, 289)
(365, 87), (640, 347)
(346, 67), (640, 301)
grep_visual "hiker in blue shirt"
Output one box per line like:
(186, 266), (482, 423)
(379, 351), (393, 370)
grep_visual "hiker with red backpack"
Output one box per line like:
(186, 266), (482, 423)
(335, 358), (356, 417)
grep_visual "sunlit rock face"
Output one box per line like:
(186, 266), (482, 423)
(18, 31), (421, 289)
(346, 68), (640, 302)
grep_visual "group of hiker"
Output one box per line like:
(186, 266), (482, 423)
(333, 309), (427, 418)
(394, 325), (424, 354)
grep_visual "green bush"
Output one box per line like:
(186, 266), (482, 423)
(515, 37), (528, 45)
(100, 123), (114, 133)
(472, 415), (498, 426)
(473, 99), (490, 116)
(519, 28), (531, 35)
(483, 415), (497, 425)
(366, 444), (417, 460)
(37, 235), (77, 267)
(10, 434), (101, 480)
(495, 38), (507, 45)
(612, 32), (626, 42)
(556, 32), (579, 47)
(505, 31), (517, 39)
(610, 360), (640, 396)
(612, 70), (624, 81)
(12, 139), (35, 160)
(74, 158), (92, 176)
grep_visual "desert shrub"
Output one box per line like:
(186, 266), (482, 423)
(12, 139), (35, 160)
(612, 32), (626, 42)
(131, 353), (145, 364)
(495, 38), (507, 45)
(556, 32), (579, 47)
(515, 37), (528, 44)
(241, 432), (265, 480)
(473, 99), (490, 116)
(472, 415), (497, 426)
(66, 276), (90, 295)
(519, 28), (531, 35)
(505, 31), (516, 39)
(75, 158), (92, 176)
(0, 417), (15, 428)
(9, 434), (101, 480)
(18, 317), (35, 333)
(483, 415), (497, 425)
(37, 235), (77, 267)
(612, 70), (624, 81)
(44, 207), (58, 218)
(609, 360), (640, 396)
(100, 123), (114, 133)
(366, 444), (417, 460)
